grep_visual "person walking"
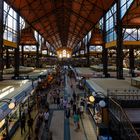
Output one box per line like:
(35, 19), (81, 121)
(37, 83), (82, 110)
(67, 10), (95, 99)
(60, 97), (63, 109)
(65, 105), (70, 119)
(20, 112), (26, 135)
(1, 133), (6, 140)
(57, 96), (60, 109)
(63, 99), (67, 110)
(27, 117), (34, 134)
(44, 110), (49, 130)
(72, 103), (76, 115)
(72, 91), (76, 102)
(70, 98), (74, 107)
(73, 112), (80, 130)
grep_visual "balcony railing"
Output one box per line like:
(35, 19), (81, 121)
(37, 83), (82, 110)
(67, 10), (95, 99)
(109, 98), (140, 140)
(107, 88), (140, 100)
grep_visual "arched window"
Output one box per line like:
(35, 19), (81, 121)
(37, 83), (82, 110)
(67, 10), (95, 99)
(62, 49), (67, 57)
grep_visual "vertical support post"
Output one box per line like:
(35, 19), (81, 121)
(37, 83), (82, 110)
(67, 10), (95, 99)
(47, 49), (49, 56)
(47, 48), (48, 56)
(116, 0), (123, 79)
(14, 13), (20, 78)
(0, 0), (4, 80)
(28, 96), (30, 113)
(19, 104), (21, 121)
(83, 41), (85, 55)
(6, 46), (10, 68)
(21, 45), (24, 66)
(36, 34), (39, 68)
(84, 39), (86, 57)
(102, 15), (108, 77)
(40, 37), (43, 58)
(47, 45), (49, 56)
(129, 48), (135, 77)
(78, 44), (81, 56)
(87, 35), (90, 67)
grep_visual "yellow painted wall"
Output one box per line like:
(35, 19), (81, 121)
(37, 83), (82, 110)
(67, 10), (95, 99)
(105, 40), (140, 48)
(105, 41), (116, 48)
(3, 40), (17, 48)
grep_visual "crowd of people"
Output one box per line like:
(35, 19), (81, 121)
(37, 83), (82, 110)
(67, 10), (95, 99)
(19, 65), (86, 140)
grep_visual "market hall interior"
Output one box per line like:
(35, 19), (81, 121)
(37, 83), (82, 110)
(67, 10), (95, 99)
(0, 0), (140, 140)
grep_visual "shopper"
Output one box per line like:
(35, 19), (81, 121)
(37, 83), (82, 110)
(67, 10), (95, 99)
(70, 98), (74, 107)
(57, 96), (60, 109)
(48, 131), (52, 140)
(73, 112), (80, 130)
(1, 133), (6, 140)
(20, 112), (26, 135)
(63, 99), (67, 110)
(53, 91), (56, 104)
(72, 103), (77, 115)
(60, 97), (63, 109)
(28, 135), (31, 140)
(27, 117), (34, 134)
(65, 106), (70, 119)
(44, 110), (49, 130)
(28, 106), (31, 118)
(72, 91), (76, 102)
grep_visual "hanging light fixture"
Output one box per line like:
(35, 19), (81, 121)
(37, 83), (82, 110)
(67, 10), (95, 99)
(90, 28), (103, 45)
(20, 22), (38, 45)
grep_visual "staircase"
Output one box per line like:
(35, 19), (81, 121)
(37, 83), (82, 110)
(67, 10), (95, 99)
(108, 98), (140, 140)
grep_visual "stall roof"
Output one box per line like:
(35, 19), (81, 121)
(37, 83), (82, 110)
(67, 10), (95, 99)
(6, 0), (115, 50)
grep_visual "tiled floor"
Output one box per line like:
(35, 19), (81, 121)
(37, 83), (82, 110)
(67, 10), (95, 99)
(49, 110), (64, 140)
(69, 117), (86, 140)
(69, 77), (97, 140)
(81, 114), (97, 140)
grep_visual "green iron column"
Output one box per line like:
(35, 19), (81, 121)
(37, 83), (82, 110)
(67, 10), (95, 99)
(116, 0), (123, 79)
(21, 45), (24, 66)
(36, 34), (39, 68)
(129, 48), (135, 77)
(14, 13), (20, 78)
(87, 35), (90, 67)
(78, 44), (80, 56)
(84, 39), (86, 57)
(6, 46), (10, 68)
(36, 43), (39, 68)
(0, 0), (4, 80)
(102, 15), (108, 77)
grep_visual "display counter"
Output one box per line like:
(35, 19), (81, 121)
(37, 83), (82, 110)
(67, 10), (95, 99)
(84, 78), (110, 139)
(0, 81), (37, 139)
